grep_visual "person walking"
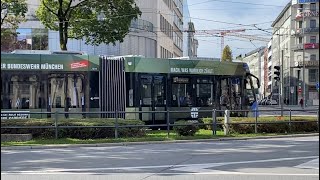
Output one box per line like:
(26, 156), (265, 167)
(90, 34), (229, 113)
(299, 98), (304, 108)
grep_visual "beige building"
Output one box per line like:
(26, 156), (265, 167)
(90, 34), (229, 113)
(271, 0), (319, 106)
(136, 0), (184, 58)
(5, 0), (189, 58)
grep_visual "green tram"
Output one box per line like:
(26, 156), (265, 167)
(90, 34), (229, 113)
(1, 52), (259, 124)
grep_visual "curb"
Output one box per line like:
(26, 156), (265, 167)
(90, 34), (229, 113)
(1, 133), (318, 150)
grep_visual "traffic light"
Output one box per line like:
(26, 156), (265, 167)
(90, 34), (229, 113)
(274, 66), (280, 81)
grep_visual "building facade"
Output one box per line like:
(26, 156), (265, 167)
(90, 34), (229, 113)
(242, 46), (266, 100)
(2, 0), (199, 59)
(271, 0), (319, 106)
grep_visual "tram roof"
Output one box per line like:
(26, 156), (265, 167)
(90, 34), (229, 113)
(1, 53), (249, 76)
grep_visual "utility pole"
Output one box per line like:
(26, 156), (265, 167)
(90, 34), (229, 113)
(281, 50), (284, 116)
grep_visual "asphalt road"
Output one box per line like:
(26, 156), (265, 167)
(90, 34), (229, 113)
(258, 105), (318, 117)
(1, 136), (319, 180)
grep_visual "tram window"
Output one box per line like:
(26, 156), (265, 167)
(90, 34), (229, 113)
(7, 75), (40, 109)
(154, 76), (165, 106)
(196, 78), (214, 107)
(172, 81), (193, 107)
(141, 76), (152, 106)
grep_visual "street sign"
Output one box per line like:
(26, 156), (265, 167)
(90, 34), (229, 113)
(191, 108), (199, 118)
(290, 87), (294, 94)
(317, 82), (319, 91)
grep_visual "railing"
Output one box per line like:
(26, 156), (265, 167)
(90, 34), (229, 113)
(1, 108), (319, 139)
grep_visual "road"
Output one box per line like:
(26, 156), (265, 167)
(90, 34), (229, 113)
(258, 105), (318, 117)
(1, 136), (319, 180)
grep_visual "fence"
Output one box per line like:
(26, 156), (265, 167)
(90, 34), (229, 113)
(1, 108), (319, 139)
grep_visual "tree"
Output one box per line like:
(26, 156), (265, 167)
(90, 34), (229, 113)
(221, 45), (233, 62)
(1, 0), (28, 52)
(36, 0), (141, 50)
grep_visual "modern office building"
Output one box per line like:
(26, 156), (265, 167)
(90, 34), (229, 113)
(1, 0), (199, 59)
(271, 0), (319, 106)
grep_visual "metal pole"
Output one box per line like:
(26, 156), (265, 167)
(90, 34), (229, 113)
(255, 109), (258, 134)
(115, 109), (118, 139)
(166, 110), (170, 138)
(281, 50), (284, 116)
(289, 109), (292, 133)
(54, 111), (58, 139)
(317, 108), (319, 132)
(212, 109), (217, 135)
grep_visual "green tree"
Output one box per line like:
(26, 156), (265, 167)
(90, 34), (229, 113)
(1, 0), (28, 52)
(221, 45), (233, 62)
(36, 0), (141, 50)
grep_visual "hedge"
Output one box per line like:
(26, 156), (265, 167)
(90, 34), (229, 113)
(200, 116), (318, 134)
(1, 118), (146, 139)
(173, 120), (200, 136)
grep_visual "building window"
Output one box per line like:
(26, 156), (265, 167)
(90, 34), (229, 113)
(299, 4), (303, 9)
(298, 37), (303, 44)
(310, 3), (316, 11)
(309, 69), (318, 82)
(310, 36), (317, 43)
(310, 20), (316, 28)
(298, 21), (303, 28)
(310, 54), (317, 61)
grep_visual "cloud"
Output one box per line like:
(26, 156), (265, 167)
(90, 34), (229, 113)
(187, 0), (290, 58)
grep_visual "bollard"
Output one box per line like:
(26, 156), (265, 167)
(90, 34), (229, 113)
(166, 109), (170, 138)
(289, 109), (292, 133)
(54, 111), (59, 139)
(255, 109), (258, 134)
(317, 109), (319, 132)
(212, 109), (217, 135)
(224, 110), (230, 135)
(115, 109), (119, 139)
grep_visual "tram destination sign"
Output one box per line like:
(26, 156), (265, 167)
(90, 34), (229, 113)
(170, 67), (214, 74)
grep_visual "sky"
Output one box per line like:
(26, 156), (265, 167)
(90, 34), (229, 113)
(187, 0), (290, 58)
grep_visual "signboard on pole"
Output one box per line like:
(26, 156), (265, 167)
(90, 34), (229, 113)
(316, 82), (319, 91)
(290, 87), (295, 94)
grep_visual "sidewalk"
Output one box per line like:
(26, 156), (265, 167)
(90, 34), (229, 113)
(1, 133), (318, 150)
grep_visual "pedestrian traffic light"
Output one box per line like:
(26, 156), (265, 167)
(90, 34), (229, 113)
(274, 66), (280, 81)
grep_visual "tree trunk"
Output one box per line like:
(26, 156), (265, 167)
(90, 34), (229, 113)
(59, 20), (67, 50)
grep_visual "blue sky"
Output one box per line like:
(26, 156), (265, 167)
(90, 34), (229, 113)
(187, 0), (290, 58)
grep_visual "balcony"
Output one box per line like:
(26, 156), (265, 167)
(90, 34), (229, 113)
(304, 27), (319, 34)
(292, 44), (304, 51)
(293, 28), (303, 36)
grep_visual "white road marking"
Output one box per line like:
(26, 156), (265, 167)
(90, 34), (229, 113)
(295, 158), (319, 170)
(1, 172), (319, 176)
(2, 156), (318, 174)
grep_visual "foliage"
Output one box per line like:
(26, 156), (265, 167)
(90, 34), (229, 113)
(36, 0), (141, 50)
(229, 117), (318, 134)
(1, 0), (28, 51)
(221, 45), (233, 61)
(1, 0), (28, 28)
(199, 117), (224, 130)
(173, 120), (200, 136)
(1, 118), (146, 139)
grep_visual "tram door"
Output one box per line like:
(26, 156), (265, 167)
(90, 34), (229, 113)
(139, 75), (166, 124)
(219, 77), (243, 114)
